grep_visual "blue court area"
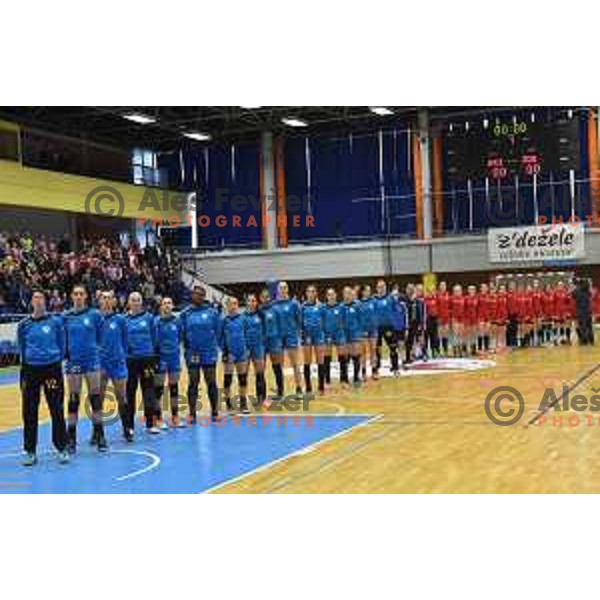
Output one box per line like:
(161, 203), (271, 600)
(0, 369), (19, 386)
(0, 414), (373, 494)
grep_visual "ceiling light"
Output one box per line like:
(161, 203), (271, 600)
(240, 105), (262, 109)
(370, 107), (394, 116)
(123, 113), (157, 125)
(281, 117), (308, 127)
(183, 131), (212, 141)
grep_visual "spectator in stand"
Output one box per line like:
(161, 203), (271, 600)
(0, 230), (182, 314)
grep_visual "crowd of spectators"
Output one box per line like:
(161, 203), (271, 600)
(0, 231), (186, 314)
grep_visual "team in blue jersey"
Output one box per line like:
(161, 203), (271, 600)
(245, 295), (267, 406)
(302, 285), (326, 394)
(17, 278), (414, 467)
(180, 286), (221, 423)
(63, 285), (106, 453)
(98, 290), (128, 438)
(273, 281), (303, 394)
(259, 288), (284, 398)
(154, 297), (185, 428)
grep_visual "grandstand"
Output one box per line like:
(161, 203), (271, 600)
(0, 106), (599, 494)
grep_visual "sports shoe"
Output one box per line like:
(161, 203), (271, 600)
(174, 416), (187, 428)
(58, 450), (70, 464)
(22, 452), (37, 467)
(67, 438), (76, 455)
(123, 428), (134, 443)
(97, 434), (108, 453)
(158, 421), (169, 431)
(148, 426), (161, 435)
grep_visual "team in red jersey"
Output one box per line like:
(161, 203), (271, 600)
(420, 276), (590, 357)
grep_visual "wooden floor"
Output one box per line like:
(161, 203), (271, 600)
(1, 344), (600, 493)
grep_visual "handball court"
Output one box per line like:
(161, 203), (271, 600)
(0, 344), (599, 493)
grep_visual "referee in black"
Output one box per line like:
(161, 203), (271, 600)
(17, 288), (70, 466)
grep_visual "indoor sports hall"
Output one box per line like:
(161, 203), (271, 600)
(1, 106), (599, 494)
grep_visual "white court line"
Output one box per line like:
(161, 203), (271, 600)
(202, 413), (383, 494)
(112, 449), (161, 482)
(314, 402), (346, 415)
(0, 451), (23, 459)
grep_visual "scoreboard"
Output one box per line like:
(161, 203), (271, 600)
(446, 116), (580, 181)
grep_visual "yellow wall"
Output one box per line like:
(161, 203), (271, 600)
(0, 159), (187, 222)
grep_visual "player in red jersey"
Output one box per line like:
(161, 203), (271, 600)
(464, 285), (479, 356)
(541, 283), (556, 345)
(566, 281), (576, 345)
(531, 280), (544, 347)
(486, 283), (499, 353)
(450, 284), (466, 357)
(553, 281), (571, 345)
(477, 283), (492, 354)
(424, 288), (440, 358)
(518, 285), (534, 347)
(593, 284), (600, 323)
(436, 281), (451, 357)
(494, 285), (508, 351)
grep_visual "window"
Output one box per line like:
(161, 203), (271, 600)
(131, 148), (162, 187)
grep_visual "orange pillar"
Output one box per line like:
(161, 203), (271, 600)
(274, 136), (288, 248)
(412, 133), (424, 239)
(432, 136), (444, 236)
(589, 108), (600, 224)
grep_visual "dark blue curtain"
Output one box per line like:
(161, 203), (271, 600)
(286, 128), (415, 242)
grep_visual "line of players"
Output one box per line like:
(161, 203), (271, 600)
(16, 277), (600, 465)
(424, 279), (600, 355)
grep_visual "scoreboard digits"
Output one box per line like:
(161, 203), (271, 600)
(446, 115), (580, 182)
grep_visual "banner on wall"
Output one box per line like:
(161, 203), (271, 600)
(488, 224), (585, 263)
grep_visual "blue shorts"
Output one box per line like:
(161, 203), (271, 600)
(303, 330), (325, 346)
(101, 360), (128, 381)
(265, 336), (282, 355)
(158, 353), (181, 375)
(345, 330), (363, 344)
(247, 343), (266, 361)
(282, 333), (299, 350)
(65, 357), (101, 375)
(186, 350), (218, 367)
(223, 346), (248, 364)
(325, 331), (347, 346)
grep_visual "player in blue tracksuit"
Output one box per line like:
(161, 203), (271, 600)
(259, 288), (284, 398)
(323, 288), (349, 386)
(373, 279), (402, 377)
(125, 292), (159, 436)
(360, 285), (379, 380)
(98, 289), (129, 440)
(17, 289), (69, 466)
(154, 297), (185, 427)
(273, 281), (303, 394)
(180, 286), (222, 422)
(342, 286), (364, 385)
(63, 284), (105, 453)
(222, 297), (250, 414)
(246, 294), (267, 406)
(301, 285), (326, 394)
